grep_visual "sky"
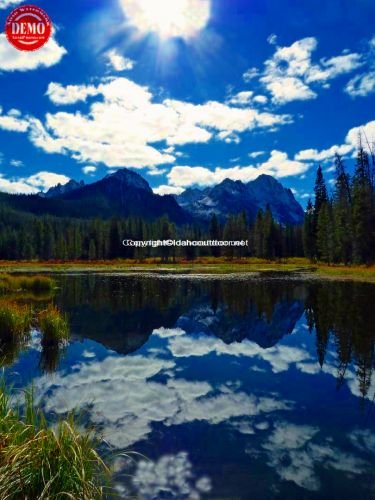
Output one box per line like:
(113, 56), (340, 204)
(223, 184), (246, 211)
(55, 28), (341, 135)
(0, 0), (375, 206)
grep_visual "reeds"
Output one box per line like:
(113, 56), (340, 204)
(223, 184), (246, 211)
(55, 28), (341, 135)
(0, 301), (32, 342)
(0, 383), (111, 499)
(0, 274), (55, 294)
(38, 304), (69, 347)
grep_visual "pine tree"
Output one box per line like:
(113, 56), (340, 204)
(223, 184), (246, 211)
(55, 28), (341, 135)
(234, 211), (248, 258)
(316, 201), (334, 263)
(109, 218), (120, 259)
(160, 217), (172, 263)
(223, 215), (236, 259)
(332, 153), (352, 264)
(313, 165), (328, 260)
(88, 239), (96, 260)
(263, 204), (275, 260)
(253, 209), (264, 258)
(303, 199), (315, 261)
(314, 165), (328, 214)
(352, 146), (373, 263)
(209, 214), (221, 257)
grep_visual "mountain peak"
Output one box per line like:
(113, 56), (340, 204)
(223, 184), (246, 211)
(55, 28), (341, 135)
(177, 173), (304, 225)
(43, 179), (85, 198)
(105, 168), (152, 192)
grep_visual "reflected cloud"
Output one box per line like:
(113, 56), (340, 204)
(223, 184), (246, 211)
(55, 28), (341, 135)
(153, 327), (186, 338)
(33, 353), (291, 448)
(166, 333), (311, 373)
(261, 421), (371, 492)
(131, 452), (211, 499)
(349, 428), (375, 454)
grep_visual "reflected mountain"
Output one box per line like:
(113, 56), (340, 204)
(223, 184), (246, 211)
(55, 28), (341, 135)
(52, 276), (375, 401)
(56, 276), (306, 353)
(56, 276), (200, 354)
(177, 299), (304, 348)
(2, 274), (375, 499)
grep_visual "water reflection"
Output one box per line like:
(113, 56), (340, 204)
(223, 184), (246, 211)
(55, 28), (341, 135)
(54, 276), (375, 401)
(39, 344), (64, 374)
(4, 275), (375, 499)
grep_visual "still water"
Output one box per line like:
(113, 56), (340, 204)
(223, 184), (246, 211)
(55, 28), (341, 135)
(3, 274), (375, 499)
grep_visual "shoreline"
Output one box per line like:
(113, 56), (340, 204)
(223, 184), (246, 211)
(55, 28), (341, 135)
(0, 259), (375, 283)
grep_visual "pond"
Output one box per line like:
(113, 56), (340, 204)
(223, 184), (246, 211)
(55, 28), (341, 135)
(2, 274), (375, 499)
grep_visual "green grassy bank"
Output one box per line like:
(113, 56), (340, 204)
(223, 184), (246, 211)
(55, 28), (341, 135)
(0, 258), (374, 282)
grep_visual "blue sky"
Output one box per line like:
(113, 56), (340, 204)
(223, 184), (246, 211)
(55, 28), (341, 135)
(0, 0), (374, 205)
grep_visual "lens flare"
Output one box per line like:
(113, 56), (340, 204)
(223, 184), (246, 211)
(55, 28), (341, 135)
(120, 0), (211, 40)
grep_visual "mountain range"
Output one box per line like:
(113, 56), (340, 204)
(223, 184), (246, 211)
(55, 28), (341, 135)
(176, 174), (304, 225)
(0, 168), (304, 225)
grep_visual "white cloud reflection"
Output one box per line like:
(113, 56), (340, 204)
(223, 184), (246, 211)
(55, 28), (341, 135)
(33, 352), (291, 449)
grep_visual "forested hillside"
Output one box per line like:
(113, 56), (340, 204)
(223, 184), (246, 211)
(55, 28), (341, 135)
(0, 145), (373, 264)
(304, 144), (375, 265)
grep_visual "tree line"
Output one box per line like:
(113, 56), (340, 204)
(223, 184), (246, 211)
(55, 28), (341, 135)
(304, 143), (375, 264)
(56, 276), (375, 403)
(1, 141), (373, 264)
(0, 202), (302, 261)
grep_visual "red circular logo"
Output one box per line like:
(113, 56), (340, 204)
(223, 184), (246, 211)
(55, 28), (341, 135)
(5, 4), (51, 51)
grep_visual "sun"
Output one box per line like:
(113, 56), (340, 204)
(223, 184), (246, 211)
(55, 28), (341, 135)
(120, 0), (211, 40)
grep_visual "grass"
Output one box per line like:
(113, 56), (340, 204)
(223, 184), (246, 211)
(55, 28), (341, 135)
(0, 258), (375, 282)
(0, 274), (55, 294)
(0, 301), (32, 343)
(0, 300), (69, 368)
(0, 382), (111, 499)
(38, 304), (69, 347)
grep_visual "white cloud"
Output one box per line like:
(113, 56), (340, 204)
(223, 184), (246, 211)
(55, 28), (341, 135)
(0, 171), (70, 194)
(253, 95), (268, 104)
(28, 77), (291, 169)
(153, 327), (186, 338)
(164, 99), (291, 140)
(170, 390), (289, 426)
(252, 37), (363, 104)
(0, 112), (29, 132)
(0, 0), (23, 8)
(262, 421), (370, 492)
(153, 185), (184, 196)
(258, 150), (311, 177)
(166, 150), (310, 189)
(263, 76), (317, 104)
(132, 452), (211, 498)
(10, 159), (23, 167)
(349, 429), (375, 455)
(306, 53), (363, 84)
(345, 71), (375, 97)
(263, 422), (320, 491)
(82, 165), (97, 175)
(32, 353), (290, 449)
(0, 33), (66, 72)
(295, 144), (353, 162)
(228, 91), (253, 106)
(345, 36), (375, 97)
(248, 151), (264, 158)
(166, 332), (311, 374)
(0, 174), (38, 194)
(216, 130), (240, 144)
(294, 119), (375, 170)
(28, 118), (66, 154)
(46, 82), (99, 105)
(346, 120), (375, 148)
(267, 34), (278, 45)
(243, 67), (259, 82)
(147, 167), (167, 176)
(106, 49), (135, 71)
